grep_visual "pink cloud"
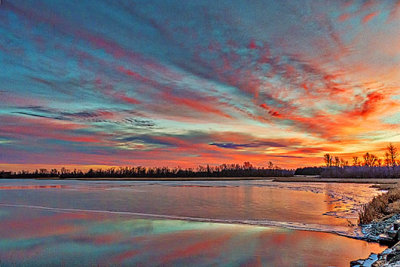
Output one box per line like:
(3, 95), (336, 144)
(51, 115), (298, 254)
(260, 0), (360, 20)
(362, 11), (379, 24)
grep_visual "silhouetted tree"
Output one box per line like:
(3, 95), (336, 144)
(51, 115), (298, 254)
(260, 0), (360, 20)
(385, 152), (390, 167)
(1, 162), (294, 179)
(268, 161), (274, 169)
(352, 156), (359, 166)
(320, 143), (400, 178)
(363, 153), (377, 167)
(334, 156), (340, 167)
(324, 154), (333, 167)
(387, 143), (398, 168)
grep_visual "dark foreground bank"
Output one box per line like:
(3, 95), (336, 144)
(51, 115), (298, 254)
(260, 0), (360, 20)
(352, 188), (400, 266)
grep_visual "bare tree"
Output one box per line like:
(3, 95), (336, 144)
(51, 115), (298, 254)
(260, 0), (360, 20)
(370, 154), (378, 167)
(363, 152), (371, 166)
(385, 152), (390, 167)
(387, 143), (398, 168)
(324, 153), (332, 167)
(268, 161), (274, 169)
(339, 158), (346, 167)
(334, 156), (340, 167)
(362, 153), (378, 167)
(352, 156), (359, 166)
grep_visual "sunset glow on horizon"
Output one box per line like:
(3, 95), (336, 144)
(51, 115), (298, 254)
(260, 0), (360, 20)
(1, 0), (400, 170)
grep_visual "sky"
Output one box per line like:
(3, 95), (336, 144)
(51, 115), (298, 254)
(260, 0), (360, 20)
(1, 0), (400, 171)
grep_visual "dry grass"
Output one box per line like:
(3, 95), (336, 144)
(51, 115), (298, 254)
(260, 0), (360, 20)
(359, 188), (400, 224)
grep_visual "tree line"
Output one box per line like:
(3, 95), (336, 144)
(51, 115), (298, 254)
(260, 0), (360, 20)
(0, 162), (294, 179)
(320, 143), (400, 178)
(323, 143), (398, 168)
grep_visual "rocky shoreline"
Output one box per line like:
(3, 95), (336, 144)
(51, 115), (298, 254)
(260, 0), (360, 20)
(351, 214), (400, 266)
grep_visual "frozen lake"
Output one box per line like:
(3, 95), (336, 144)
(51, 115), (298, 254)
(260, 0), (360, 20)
(0, 179), (386, 266)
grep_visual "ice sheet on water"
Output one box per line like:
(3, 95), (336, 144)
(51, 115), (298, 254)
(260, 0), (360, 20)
(0, 179), (381, 238)
(0, 202), (363, 238)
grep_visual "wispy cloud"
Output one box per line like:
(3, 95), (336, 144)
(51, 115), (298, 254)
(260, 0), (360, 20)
(210, 141), (286, 149)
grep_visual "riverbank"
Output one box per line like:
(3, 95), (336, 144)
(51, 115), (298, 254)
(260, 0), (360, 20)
(352, 187), (400, 266)
(351, 215), (400, 266)
(273, 176), (400, 185)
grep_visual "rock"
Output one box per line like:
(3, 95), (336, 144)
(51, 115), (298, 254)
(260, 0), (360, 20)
(350, 259), (365, 266)
(391, 242), (400, 251)
(388, 230), (398, 239)
(371, 259), (386, 267)
(387, 253), (400, 264)
(354, 215), (400, 266)
(361, 215), (400, 245)
(379, 234), (395, 244)
(393, 220), (400, 230)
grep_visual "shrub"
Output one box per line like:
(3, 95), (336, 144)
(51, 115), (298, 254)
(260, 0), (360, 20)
(359, 188), (400, 224)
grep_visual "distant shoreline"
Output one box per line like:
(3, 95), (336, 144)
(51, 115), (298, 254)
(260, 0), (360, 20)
(0, 176), (399, 184)
(272, 176), (400, 184)
(34, 177), (276, 181)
